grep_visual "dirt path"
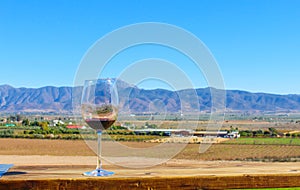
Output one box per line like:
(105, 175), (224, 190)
(1, 155), (300, 178)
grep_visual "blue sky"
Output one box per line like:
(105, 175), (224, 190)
(0, 0), (300, 94)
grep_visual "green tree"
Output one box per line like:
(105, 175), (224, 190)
(31, 121), (39, 126)
(22, 118), (30, 126)
(263, 131), (271, 136)
(268, 127), (278, 137)
(39, 121), (49, 132)
(240, 131), (249, 137)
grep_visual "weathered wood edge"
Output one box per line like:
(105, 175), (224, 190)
(1, 174), (300, 190)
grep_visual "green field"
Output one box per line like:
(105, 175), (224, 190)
(223, 137), (300, 146)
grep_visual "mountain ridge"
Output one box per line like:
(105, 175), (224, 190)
(1, 83), (300, 114)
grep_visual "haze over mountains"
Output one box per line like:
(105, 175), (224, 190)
(1, 82), (300, 114)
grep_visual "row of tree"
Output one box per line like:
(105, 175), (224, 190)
(239, 127), (300, 137)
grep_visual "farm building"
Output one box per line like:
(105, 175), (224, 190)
(133, 129), (240, 138)
(66, 125), (86, 129)
(193, 131), (228, 137)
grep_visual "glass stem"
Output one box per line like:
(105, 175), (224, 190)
(97, 130), (102, 170)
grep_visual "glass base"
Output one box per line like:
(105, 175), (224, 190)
(83, 168), (114, 177)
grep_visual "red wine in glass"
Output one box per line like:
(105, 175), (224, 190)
(81, 78), (118, 176)
(85, 118), (116, 131)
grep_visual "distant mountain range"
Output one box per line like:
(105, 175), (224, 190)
(1, 82), (300, 114)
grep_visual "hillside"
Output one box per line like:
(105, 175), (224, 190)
(1, 82), (300, 114)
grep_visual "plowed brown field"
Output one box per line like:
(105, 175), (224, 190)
(1, 138), (300, 161)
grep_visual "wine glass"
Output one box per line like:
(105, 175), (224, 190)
(81, 78), (118, 176)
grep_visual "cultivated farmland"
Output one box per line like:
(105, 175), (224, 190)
(1, 138), (300, 162)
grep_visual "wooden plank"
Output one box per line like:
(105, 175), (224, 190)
(1, 174), (300, 190)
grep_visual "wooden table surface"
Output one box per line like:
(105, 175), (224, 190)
(1, 156), (300, 189)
